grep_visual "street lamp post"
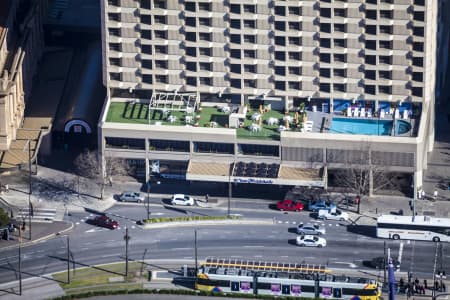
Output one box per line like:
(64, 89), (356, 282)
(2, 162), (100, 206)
(146, 182), (151, 220)
(227, 174), (231, 217)
(124, 227), (130, 277)
(28, 140), (32, 241)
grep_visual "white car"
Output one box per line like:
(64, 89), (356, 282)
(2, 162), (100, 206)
(119, 191), (145, 203)
(171, 194), (195, 206)
(318, 209), (349, 221)
(297, 223), (326, 235)
(296, 235), (327, 248)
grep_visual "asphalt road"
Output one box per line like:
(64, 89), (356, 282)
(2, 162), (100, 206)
(0, 200), (448, 286)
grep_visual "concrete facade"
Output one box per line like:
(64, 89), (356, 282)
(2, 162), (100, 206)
(99, 0), (439, 193)
(0, 0), (48, 151)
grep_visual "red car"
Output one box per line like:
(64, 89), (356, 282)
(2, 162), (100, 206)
(276, 199), (304, 212)
(90, 215), (119, 230)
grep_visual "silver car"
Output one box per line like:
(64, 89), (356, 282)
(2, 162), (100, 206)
(296, 223), (326, 235)
(119, 191), (145, 203)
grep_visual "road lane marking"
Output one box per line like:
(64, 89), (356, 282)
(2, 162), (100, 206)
(171, 248), (191, 251)
(243, 246), (262, 248)
(100, 254), (117, 258)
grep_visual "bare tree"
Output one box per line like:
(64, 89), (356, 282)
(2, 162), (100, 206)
(329, 144), (397, 197)
(74, 150), (131, 199)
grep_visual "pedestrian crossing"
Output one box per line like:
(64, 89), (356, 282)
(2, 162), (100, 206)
(19, 208), (56, 222)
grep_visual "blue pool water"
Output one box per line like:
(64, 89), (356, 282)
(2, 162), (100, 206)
(330, 118), (411, 136)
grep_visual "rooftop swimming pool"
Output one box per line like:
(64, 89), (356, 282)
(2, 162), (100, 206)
(330, 118), (411, 136)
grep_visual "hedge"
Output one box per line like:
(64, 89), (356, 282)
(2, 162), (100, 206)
(50, 288), (316, 300)
(143, 215), (241, 224)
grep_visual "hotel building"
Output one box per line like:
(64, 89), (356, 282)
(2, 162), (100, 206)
(99, 0), (437, 194)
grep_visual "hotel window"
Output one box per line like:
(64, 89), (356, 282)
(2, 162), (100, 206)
(185, 2), (195, 11)
(141, 15), (151, 24)
(109, 43), (121, 51)
(244, 50), (256, 58)
(154, 15), (166, 24)
(366, 10), (377, 20)
(320, 8), (331, 18)
(275, 36), (286, 46)
(334, 54), (346, 63)
(230, 49), (241, 58)
(365, 70), (376, 80)
(275, 21), (286, 31)
(414, 11), (425, 21)
(334, 8), (346, 17)
(320, 23), (331, 33)
(186, 77), (197, 86)
(275, 81), (286, 90)
(230, 4), (240, 13)
(199, 77), (212, 86)
(379, 40), (392, 50)
(186, 61), (196, 71)
(334, 83), (346, 92)
(320, 83), (330, 92)
(333, 69), (346, 77)
(288, 52), (301, 60)
(379, 70), (392, 79)
(230, 34), (241, 44)
(141, 30), (151, 39)
(320, 53), (331, 63)
(288, 67), (301, 75)
(413, 57), (423, 67)
(320, 38), (331, 48)
(378, 85), (392, 94)
(155, 45), (167, 54)
(366, 40), (376, 50)
(289, 22), (301, 31)
(243, 20), (256, 29)
(109, 58), (120, 66)
(379, 25), (392, 34)
(142, 60), (152, 69)
(275, 66), (286, 76)
(379, 55), (392, 65)
(231, 79), (241, 88)
(155, 60), (168, 69)
(244, 64), (256, 73)
(288, 37), (301, 46)
(230, 64), (241, 73)
(288, 82), (300, 90)
(142, 75), (152, 83)
(108, 28), (120, 36)
(155, 75), (167, 83)
(154, 0), (166, 9)
(185, 47), (196, 56)
(199, 62), (211, 71)
(412, 72), (423, 82)
(412, 87), (423, 97)
(365, 55), (376, 65)
(334, 39), (346, 48)
(110, 73), (121, 81)
(108, 13), (120, 21)
(244, 79), (256, 88)
(413, 27), (424, 37)
(199, 32), (212, 41)
(185, 17), (196, 27)
(244, 35), (256, 44)
(364, 85), (376, 95)
(230, 19), (241, 29)
(320, 68), (331, 78)
(199, 18), (211, 26)
(108, 0), (119, 5)
(198, 2), (211, 11)
(186, 32), (196, 41)
(154, 31), (167, 39)
(142, 45), (151, 54)
(413, 42), (424, 52)
(275, 6), (286, 16)
(365, 25), (376, 35)
(334, 23), (346, 33)
(243, 5), (255, 13)
(288, 7), (301, 16)
(199, 48), (211, 56)
(380, 10), (393, 19)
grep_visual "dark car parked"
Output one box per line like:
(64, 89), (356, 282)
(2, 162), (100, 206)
(89, 215), (119, 230)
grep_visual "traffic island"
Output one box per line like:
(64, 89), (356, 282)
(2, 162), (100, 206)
(136, 216), (273, 229)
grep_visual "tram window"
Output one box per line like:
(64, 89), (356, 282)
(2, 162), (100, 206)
(240, 282), (252, 292)
(301, 285), (315, 293)
(231, 281), (239, 291)
(282, 285), (290, 294)
(333, 287), (342, 298)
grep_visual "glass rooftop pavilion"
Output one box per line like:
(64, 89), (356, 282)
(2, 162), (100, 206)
(105, 93), (420, 140)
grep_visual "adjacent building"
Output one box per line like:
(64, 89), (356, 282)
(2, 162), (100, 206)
(0, 0), (48, 168)
(99, 0), (437, 194)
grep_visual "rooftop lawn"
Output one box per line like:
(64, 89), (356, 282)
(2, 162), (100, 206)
(106, 101), (303, 140)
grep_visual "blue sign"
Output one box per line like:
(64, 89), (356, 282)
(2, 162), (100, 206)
(233, 178), (274, 184)
(160, 173), (186, 180)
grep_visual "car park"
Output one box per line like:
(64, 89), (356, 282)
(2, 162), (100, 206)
(297, 222), (326, 235)
(171, 194), (195, 206)
(317, 209), (349, 221)
(119, 191), (145, 203)
(89, 215), (119, 229)
(308, 200), (336, 212)
(296, 235), (327, 248)
(276, 199), (304, 212)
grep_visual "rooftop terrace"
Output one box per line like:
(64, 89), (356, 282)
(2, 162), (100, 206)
(105, 99), (419, 140)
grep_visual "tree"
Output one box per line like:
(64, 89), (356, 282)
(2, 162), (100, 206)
(328, 144), (397, 197)
(0, 208), (10, 227)
(74, 150), (131, 199)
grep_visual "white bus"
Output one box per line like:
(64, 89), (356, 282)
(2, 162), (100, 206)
(376, 215), (450, 242)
